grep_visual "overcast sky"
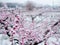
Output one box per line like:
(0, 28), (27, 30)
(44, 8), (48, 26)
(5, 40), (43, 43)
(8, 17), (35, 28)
(0, 0), (60, 6)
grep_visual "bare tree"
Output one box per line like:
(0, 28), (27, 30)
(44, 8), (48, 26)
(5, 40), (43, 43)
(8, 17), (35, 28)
(25, 1), (35, 11)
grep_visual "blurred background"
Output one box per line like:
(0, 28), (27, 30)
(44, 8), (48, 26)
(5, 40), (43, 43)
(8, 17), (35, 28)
(0, 0), (60, 6)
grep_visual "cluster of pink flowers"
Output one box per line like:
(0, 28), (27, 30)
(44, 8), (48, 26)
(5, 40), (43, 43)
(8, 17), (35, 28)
(0, 5), (60, 45)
